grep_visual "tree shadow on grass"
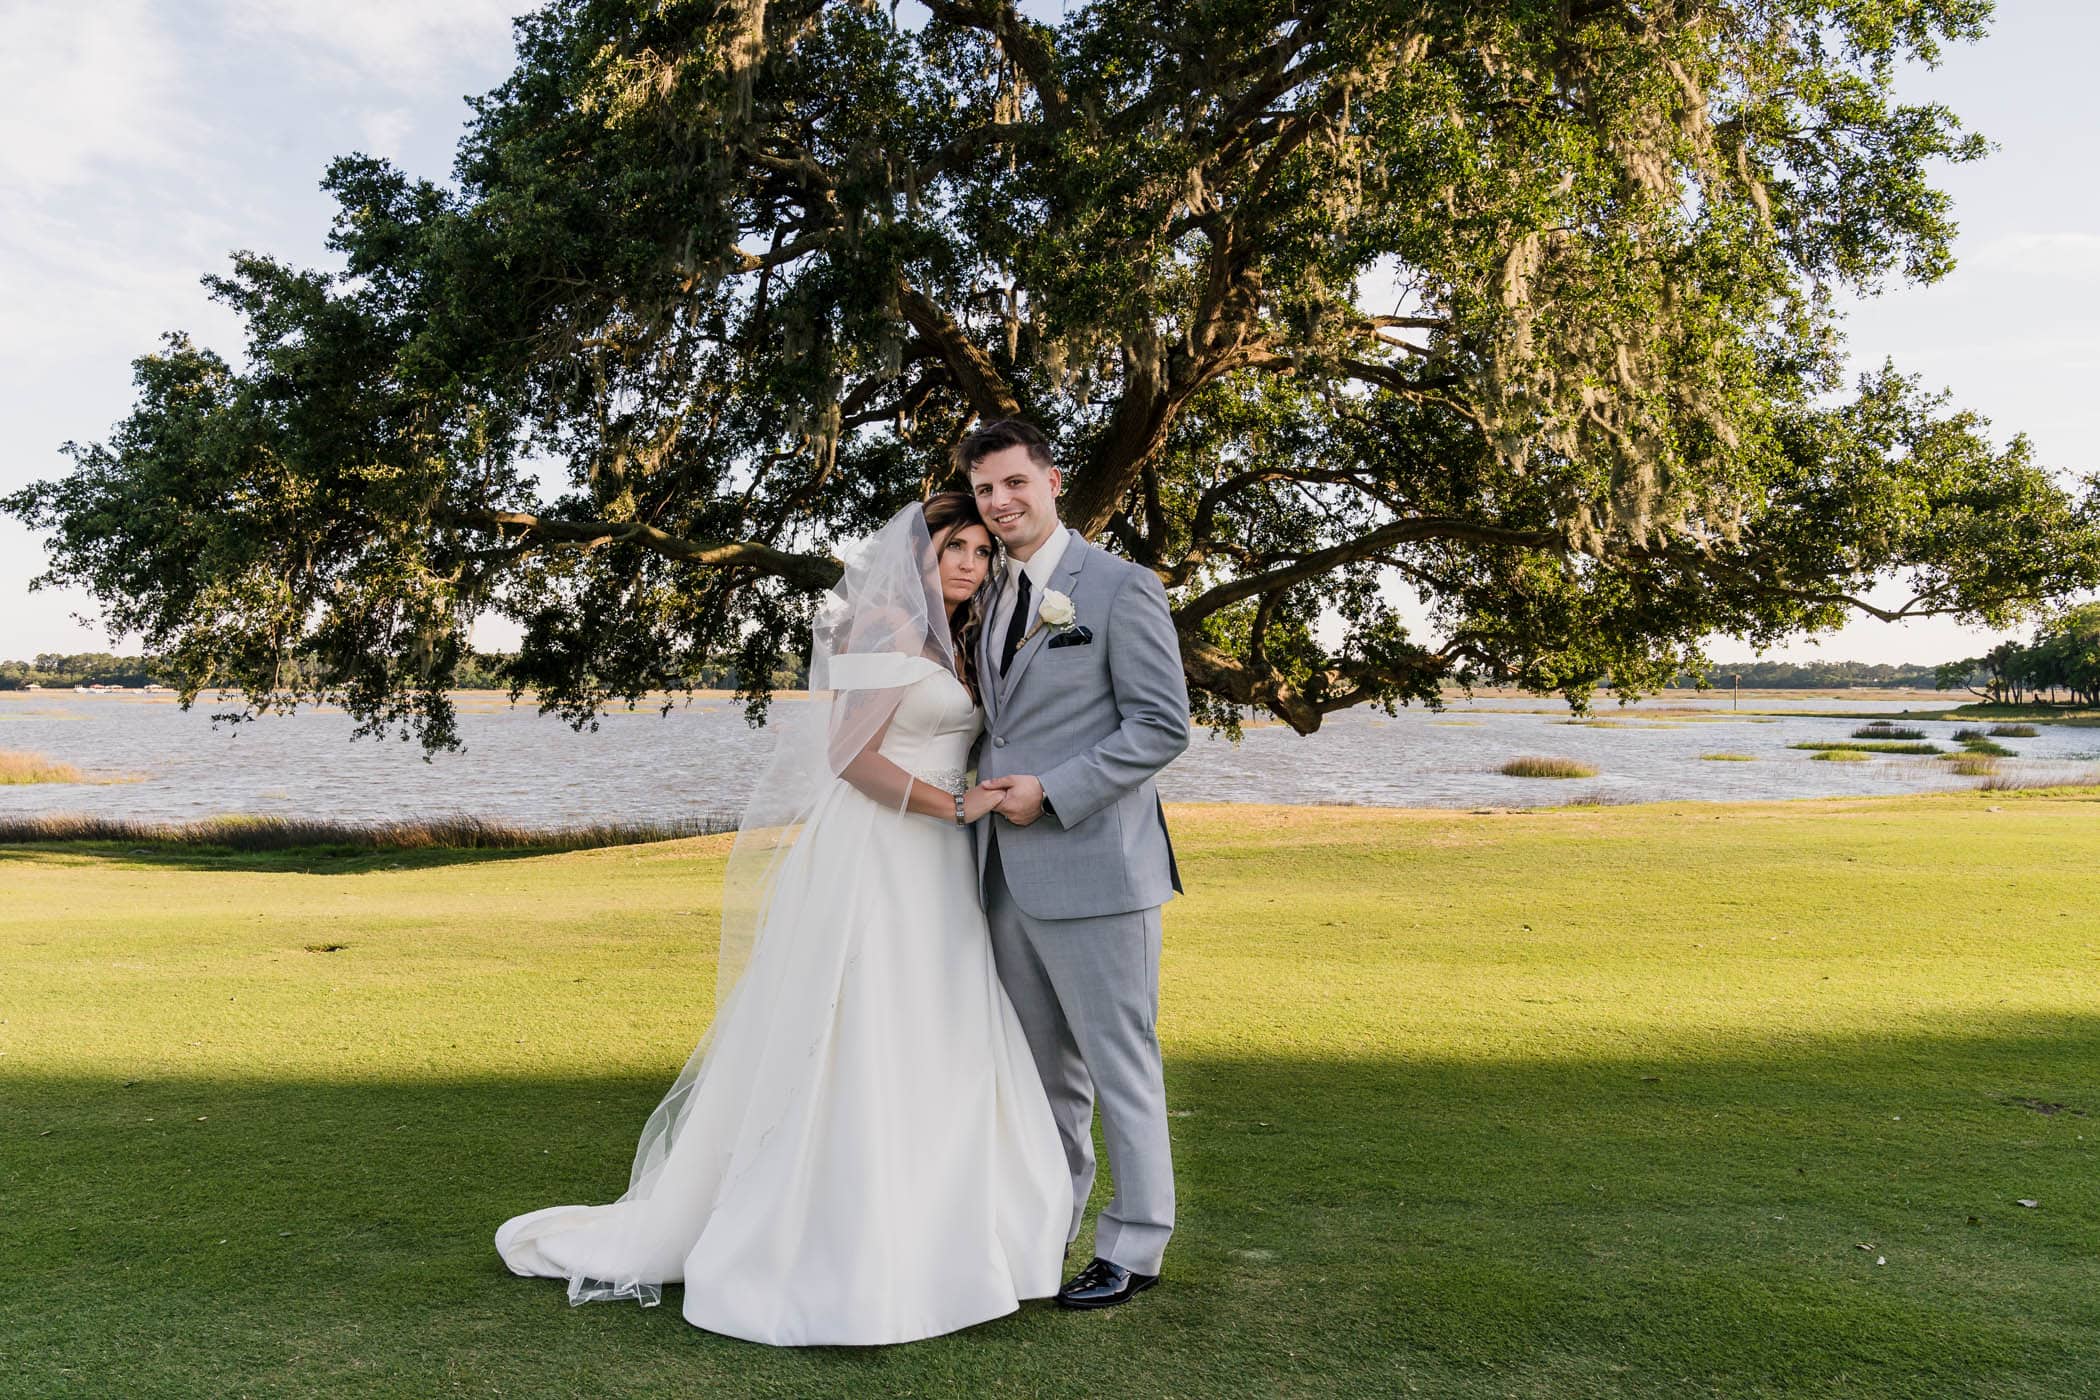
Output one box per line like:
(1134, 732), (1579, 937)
(0, 841), (562, 876)
(3, 1018), (2096, 1399)
(0, 834), (724, 877)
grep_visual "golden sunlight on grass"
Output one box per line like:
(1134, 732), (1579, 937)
(0, 750), (87, 784)
(1498, 754), (1598, 779)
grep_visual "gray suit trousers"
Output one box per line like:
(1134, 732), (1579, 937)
(984, 836), (1174, 1275)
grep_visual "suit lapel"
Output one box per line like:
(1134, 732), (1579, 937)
(998, 532), (1089, 707)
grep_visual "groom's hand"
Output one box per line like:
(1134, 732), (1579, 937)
(985, 774), (1046, 827)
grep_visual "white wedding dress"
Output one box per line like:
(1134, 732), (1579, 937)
(495, 666), (1072, 1345)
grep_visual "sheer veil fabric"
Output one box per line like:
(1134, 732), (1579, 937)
(717, 503), (959, 1005)
(495, 495), (1070, 1340)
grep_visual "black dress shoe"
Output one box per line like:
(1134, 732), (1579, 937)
(1055, 1257), (1159, 1310)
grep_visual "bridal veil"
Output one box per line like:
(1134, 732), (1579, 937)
(567, 501), (963, 1305)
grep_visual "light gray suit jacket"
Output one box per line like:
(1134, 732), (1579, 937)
(973, 531), (1191, 920)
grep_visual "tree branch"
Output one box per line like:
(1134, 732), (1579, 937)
(448, 507), (842, 591)
(895, 276), (1022, 421)
(727, 229), (831, 274)
(1175, 630), (1452, 735)
(918, 0), (1068, 126)
(1336, 356), (1462, 401)
(1667, 551), (1951, 621)
(1174, 515), (1557, 626)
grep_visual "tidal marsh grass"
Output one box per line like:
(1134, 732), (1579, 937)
(1943, 754), (2001, 777)
(1810, 749), (1871, 762)
(1959, 737), (2015, 758)
(1850, 723), (1926, 740)
(1949, 702), (2100, 726)
(1699, 752), (1755, 762)
(1988, 724), (2040, 738)
(1498, 755), (1598, 779)
(5, 797), (2100, 1396)
(1791, 740), (1941, 755)
(0, 812), (737, 852)
(1980, 765), (2100, 792)
(1954, 727), (1987, 741)
(1558, 789), (1636, 807)
(0, 749), (86, 784)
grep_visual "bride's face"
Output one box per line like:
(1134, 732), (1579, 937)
(935, 523), (995, 605)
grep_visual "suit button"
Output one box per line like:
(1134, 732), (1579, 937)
(992, 736), (1006, 747)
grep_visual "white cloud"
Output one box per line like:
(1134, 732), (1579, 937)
(0, 0), (198, 190)
(221, 0), (526, 89)
(1966, 231), (2100, 280)
(357, 107), (416, 161)
(0, 202), (249, 378)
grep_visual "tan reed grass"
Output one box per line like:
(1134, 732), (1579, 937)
(1498, 755), (1599, 779)
(0, 812), (738, 852)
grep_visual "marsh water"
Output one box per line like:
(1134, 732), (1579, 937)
(4, 688), (2095, 826)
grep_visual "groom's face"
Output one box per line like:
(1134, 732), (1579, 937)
(969, 445), (1062, 560)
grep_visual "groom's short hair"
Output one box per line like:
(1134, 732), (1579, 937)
(954, 418), (1056, 477)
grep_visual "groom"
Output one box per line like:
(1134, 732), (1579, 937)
(960, 418), (1191, 1310)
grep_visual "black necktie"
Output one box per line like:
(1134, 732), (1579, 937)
(999, 570), (1032, 676)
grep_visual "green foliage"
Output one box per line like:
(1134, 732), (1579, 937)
(9, 0), (2098, 749)
(1937, 602), (2100, 705)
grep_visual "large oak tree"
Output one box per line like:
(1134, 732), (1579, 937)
(11, 0), (2099, 749)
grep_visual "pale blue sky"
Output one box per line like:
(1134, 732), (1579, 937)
(2, 1), (2093, 668)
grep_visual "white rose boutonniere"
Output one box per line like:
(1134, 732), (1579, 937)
(1021, 588), (1078, 646)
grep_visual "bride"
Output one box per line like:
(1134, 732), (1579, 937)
(495, 493), (1072, 1345)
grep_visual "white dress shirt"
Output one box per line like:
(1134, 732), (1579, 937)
(989, 524), (1073, 661)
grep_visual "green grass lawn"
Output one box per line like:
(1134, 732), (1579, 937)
(5, 793), (2099, 1398)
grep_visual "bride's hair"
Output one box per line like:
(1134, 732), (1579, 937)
(921, 490), (994, 701)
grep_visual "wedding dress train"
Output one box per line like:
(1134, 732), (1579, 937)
(496, 666), (1071, 1345)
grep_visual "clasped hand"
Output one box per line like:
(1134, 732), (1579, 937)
(959, 781), (1008, 823)
(978, 774), (1046, 826)
(960, 774), (1047, 825)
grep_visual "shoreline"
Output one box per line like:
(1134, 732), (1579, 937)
(4, 785), (2097, 855)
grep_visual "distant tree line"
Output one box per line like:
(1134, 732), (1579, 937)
(1934, 603), (2100, 705)
(1674, 660), (1944, 691)
(0, 652), (163, 689)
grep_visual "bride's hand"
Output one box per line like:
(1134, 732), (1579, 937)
(961, 782), (1007, 823)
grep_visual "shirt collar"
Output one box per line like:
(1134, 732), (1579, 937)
(1008, 524), (1070, 590)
